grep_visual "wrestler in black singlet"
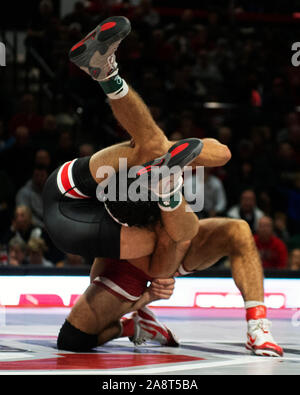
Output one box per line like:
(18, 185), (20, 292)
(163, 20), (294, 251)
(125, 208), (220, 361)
(43, 139), (203, 259)
(42, 156), (121, 259)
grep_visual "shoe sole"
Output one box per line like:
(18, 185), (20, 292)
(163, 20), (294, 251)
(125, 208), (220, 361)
(69, 16), (131, 79)
(165, 328), (180, 347)
(166, 138), (204, 168)
(245, 343), (283, 357)
(137, 138), (203, 177)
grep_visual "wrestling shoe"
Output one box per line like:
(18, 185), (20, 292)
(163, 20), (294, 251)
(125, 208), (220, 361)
(137, 138), (203, 198)
(69, 16), (131, 81)
(130, 307), (179, 347)
(246, 318), (283, 357)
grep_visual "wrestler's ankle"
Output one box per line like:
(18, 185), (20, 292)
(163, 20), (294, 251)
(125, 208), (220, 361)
(99, 74), (129, 100)
(245, 301), (266, 320)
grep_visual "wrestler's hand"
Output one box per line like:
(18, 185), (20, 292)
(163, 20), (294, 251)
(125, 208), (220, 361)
(128, 278), (175, 312)
(148, 278), (175, 301)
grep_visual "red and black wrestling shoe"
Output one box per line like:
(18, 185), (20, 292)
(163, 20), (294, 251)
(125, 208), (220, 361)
(69, 16), (131, 81)
(130, 306), (179, 347)
(137, 138), (203, 198)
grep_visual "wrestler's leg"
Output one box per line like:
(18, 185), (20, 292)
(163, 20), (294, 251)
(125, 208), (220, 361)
(109, 87), (169, 152)
(182, 218), (264, 301)
(89, 87), (170, 184)
(106, 93), (231, 169)
(97, 321), (123, 345)
(89, 100), (231, 184)
(58, 280), (174, 348)
(181, 218), (283, 357)
(64, 283), (133, 344)
(70, 17), (230, 177)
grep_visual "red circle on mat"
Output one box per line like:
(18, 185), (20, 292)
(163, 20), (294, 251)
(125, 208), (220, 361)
(100, 22), (116, 31)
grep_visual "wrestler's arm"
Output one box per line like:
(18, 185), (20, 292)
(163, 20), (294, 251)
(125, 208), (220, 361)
(127, 277), (175, 313)
(190, 138), (231, 167)
(146, 224), (191, 278)
(159, 197), (199, 242)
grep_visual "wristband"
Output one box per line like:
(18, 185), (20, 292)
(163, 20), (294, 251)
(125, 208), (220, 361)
(158, 190), (183, 211)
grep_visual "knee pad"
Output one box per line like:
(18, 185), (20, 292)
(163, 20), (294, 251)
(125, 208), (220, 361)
(57, 320), (98, 352)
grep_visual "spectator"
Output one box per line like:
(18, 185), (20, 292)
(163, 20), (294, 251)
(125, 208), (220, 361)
(0, 169), (15, 239)
(254, 216), (288, 269)
(9, 94), (43, 136)
(217, 126), (233, 149)
(25, 0), (60, 67)
(289, 248), (300, 271)
(288, 233), (300, 251)
(226, 161), (256, 203)
(34, 149), (52, 169)
(27, 237), (54, 267)
(275, 142), (298, 188)
(56, 253), (88, 268)
(273, 212), (290, 244)
(34, 114), (59, 155)
(0, 118), (15, 154)
(227, 189), (264, 233)
(54, 130), (77, 166)
(277, 112), (299, 144)
(16, 165), (49, 228)
(131, 0), (160, 29)
(1, 205), (42, 247)
(62, 1), (93, 34)
(7, 237), (29, 266)
(184, 167), (227, 218)
(278, 173), (300, 235)
(170, 110), (205, 141)
(0, 125), (35, 190)
(263, 77), (294, 128)
(192, 50), (223, 96)
(78, 143), (95, 157)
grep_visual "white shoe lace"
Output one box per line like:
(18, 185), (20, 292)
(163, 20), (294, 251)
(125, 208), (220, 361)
(248, 318), (276, 344)
(250, 318), (271, 331)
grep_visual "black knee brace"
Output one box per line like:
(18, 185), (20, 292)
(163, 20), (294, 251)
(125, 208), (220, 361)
(57, 320), (98, 352)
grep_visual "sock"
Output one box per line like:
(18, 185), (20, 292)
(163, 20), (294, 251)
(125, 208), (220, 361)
(245, 301), (266, 321)
(119, 317), (135, 337)
(158, 190), (183, 212)
(98, 74), (129, 100)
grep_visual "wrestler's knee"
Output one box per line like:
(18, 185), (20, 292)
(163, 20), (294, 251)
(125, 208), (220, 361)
(57, 320), (98, 352)
(226, 219), (252, 252)
(231, 219), (250, 233)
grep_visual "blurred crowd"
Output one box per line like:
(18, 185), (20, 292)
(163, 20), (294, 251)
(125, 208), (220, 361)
(0, 0), (299, 271)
